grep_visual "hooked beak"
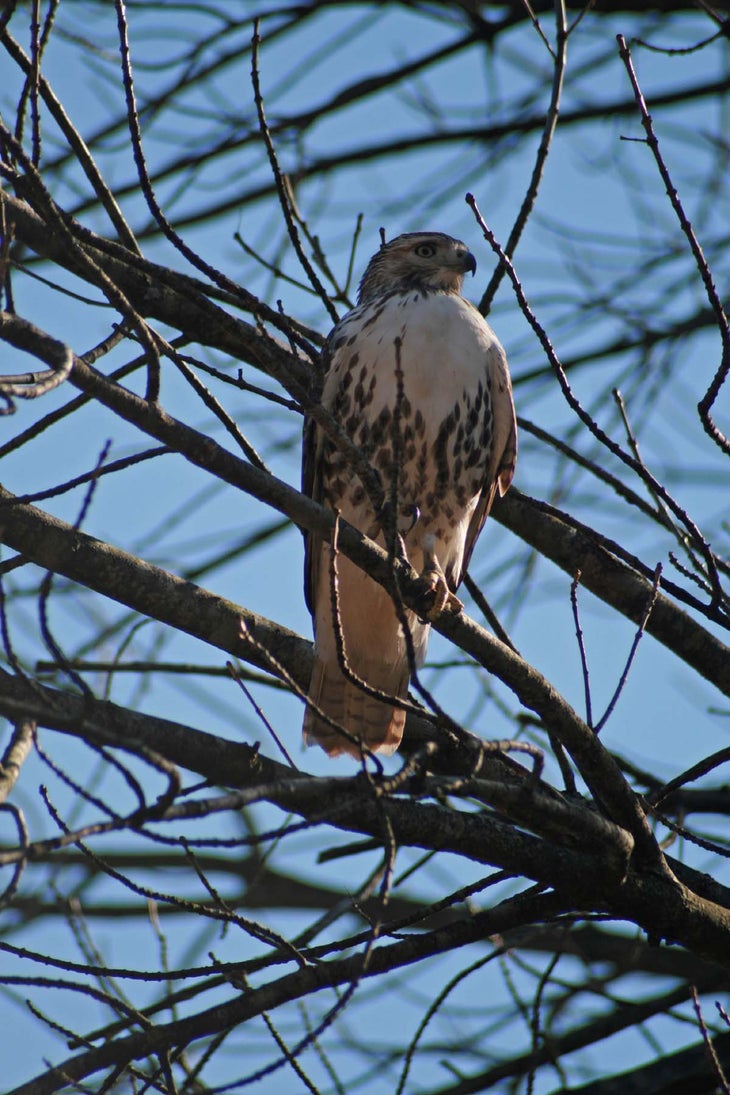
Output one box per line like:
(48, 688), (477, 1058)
(461, 250), (477, 277)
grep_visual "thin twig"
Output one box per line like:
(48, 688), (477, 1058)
(617, 34), (730, 459)
(342, 213), (364, 298)
(166, 346), (269, 471)
(652, 746), (730, 809)
(692, 986), (730, 1095)
(479, 0), (567, 314)
(462, 572), (518, 651)
(570, 570), (593, 729)
(0, 311), (73, 412)
(37, 442), (116, 704)
(227, 662), (297, 770)
(527, 948), (564, 1095)
(251, 19), (339, 325)
(0, 795), (28, 907)
(595, 564), (662, 734)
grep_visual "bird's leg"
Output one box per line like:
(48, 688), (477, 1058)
(415, 534), (463, 621)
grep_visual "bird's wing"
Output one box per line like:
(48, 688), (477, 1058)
(302, 337), (334, 616)
(456, 338), (517, 588)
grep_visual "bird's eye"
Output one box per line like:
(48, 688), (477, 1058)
(414, 243), (437, 258)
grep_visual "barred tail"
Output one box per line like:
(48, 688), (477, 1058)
(303, 656), (407, 758)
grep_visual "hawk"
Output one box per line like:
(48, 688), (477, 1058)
(302, 231), (516, 758)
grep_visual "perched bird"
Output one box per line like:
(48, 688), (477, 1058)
(302, 231), (516, 758)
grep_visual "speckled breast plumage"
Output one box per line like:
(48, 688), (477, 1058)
(317, 287), (498, 579)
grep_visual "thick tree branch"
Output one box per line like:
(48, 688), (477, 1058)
(7, 890), (567, 1095)
(557, 1029), (730, 1095)
(0, 475), (666, 861)
(0, 189), (317, 383)
(494, 490), (730, 694)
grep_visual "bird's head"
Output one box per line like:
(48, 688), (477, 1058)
(357, 231), (477, 303)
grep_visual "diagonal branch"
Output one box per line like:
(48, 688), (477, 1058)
(479, 0), (567, 314)
(493, 490), (730, 695)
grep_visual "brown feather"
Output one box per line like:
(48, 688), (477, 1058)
(303, 658), (407, 758)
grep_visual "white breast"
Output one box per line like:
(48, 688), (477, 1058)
(326, 291), (503, 440)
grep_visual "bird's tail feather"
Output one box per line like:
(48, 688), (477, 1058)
(303, 657), (407, 757)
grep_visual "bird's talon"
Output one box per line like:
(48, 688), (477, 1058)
(447, 591), (464, 614)
(415, 566), (463, 622)
(369, 501), (421, 546)
(403, 503), (420, 533)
